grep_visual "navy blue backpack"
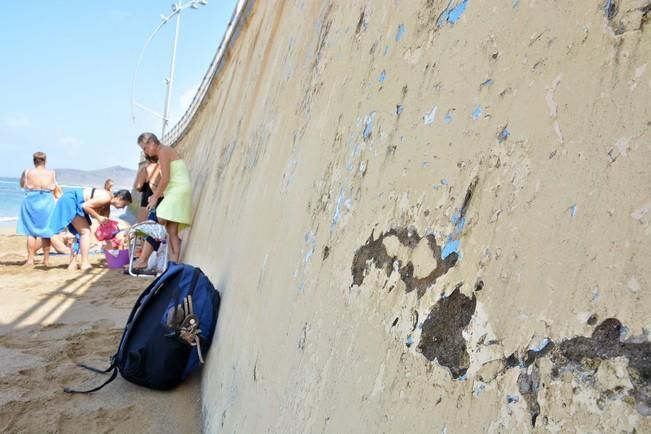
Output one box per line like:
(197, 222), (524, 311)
(65, 263), (220, 393)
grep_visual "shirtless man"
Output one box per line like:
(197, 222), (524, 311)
(17, 152), (57, 265)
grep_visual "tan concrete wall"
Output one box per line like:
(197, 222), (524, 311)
(174, 0), (651, 432)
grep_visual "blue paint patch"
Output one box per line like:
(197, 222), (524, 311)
(480, 78), (494, 88)
(473, 382), (486, 397)
(352, 143), (362, 158)
(530, 338), (551, 353)
(455, 217), (465, 234)
(436, 0), (453, 27)
(379, 70), (386, 83)
(331, 188), (353, 232)
(447, 0), (469, 23)
(363, 111), (376, 140)
(441, 178), (449, 185)
(395, 24), (405, 42)
(331, 188), (346, 231)
(506, 394), (520, 404)
(442, 237), (460, 260)
(396, 104), (404, 115)
(512, 0), (521, 8)
(384, 45), (389, 56)
(471, 106), (482, 120)
(569, 204), (577, 217)
(437, 0), (470, 27)
(498, 126), (510, 143)
(442, 205), (467, 260)
(406, 334), (414, 347)
(451, 210), (465, 234)
(443, 109), (454, 124)
(423, 106), (438, 125)
(303, 231), (316, 264)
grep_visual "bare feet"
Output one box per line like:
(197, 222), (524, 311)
(80, 263), (92, 271)
(24, 259), (35, 267)
(68, 262), (79, 271)
(132, 259), (148, 269)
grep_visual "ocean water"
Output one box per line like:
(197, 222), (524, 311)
(0, 177), (133, 229)
(0, 177), (24, 226)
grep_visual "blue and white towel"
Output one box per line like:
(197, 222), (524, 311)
(48, 189), (89, 235)
(16, 190), (55, 238)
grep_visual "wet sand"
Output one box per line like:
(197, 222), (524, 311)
(0, 229), (201, 433)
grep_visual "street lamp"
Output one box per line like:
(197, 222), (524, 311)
(131, 0), (209, 137)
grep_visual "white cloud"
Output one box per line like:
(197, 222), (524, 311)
(179, 83), (200, 113)
(4, 113), (31, 128)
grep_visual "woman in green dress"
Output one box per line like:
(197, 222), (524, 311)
(137, 132), (192, 263)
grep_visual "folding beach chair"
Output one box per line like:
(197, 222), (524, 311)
(127, 221), (168, 277)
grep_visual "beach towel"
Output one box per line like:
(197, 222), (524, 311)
(16, 190), (55, 238)
(48, 189), (89, 234)
(156, 160), (192, 229)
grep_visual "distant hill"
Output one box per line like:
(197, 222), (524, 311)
(55, 166), (137, 190)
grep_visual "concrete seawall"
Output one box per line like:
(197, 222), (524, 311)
(171, 1), (651, 431)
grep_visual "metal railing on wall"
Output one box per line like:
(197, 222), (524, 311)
(162, 0), (253, 147)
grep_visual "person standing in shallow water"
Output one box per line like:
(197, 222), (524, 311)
(17, 152), (57, 266)
(136, 132), (192, 263)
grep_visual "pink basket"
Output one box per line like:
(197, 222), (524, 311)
(96, 220), (120, 241)
(103, 249), (130, 269)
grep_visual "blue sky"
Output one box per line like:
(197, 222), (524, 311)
(0, 0), (237, 177)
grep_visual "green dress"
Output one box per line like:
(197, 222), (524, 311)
(156, 160), (193, 229)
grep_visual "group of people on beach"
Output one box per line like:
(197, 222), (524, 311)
(16, 133), (192, 271)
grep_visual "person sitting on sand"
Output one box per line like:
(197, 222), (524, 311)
(32, 230), (74, 255)
(56, 230), (80, 269)
(47, 187), (132, 271)
(133, 155), (162, 222)
(17, 152), (58, 266)
(136, 132), (192, 263)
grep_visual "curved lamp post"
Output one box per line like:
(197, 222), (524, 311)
(131, 0), (208, 137)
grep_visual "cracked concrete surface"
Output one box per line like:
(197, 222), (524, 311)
(170, 0), (651, 431)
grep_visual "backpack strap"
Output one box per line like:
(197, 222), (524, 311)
(171, 267), (201, 313)
(63, 367), (118, 394)
(63, 357), (117, 393)
(188, 267), (202, 296)
(76, 359), (116, 374)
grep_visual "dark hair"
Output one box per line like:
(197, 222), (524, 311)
(33, 151), (46, 166)
(144, 154), (159, 163)
(137, 132), (160, 146)
(114, 189), (132, 203)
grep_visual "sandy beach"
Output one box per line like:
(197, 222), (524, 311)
(0, 228), (201, 433)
